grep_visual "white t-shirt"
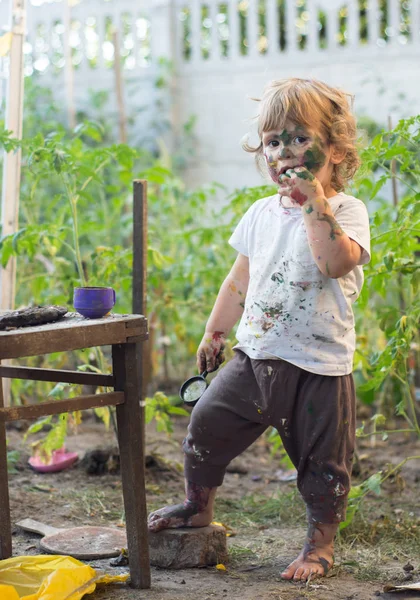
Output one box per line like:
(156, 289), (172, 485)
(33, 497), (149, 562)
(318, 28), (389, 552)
(229, 192), (371, 376)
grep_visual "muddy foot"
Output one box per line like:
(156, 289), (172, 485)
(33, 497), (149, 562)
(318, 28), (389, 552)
(148, 502), (212, 533)
(281, 546), (334, 581)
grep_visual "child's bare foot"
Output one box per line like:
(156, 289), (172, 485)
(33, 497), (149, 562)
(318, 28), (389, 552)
(281, 544), (334, 581)
(281, 522), (336, 582)
(148, 483), (217, 533)
(148, 502), (212, 532)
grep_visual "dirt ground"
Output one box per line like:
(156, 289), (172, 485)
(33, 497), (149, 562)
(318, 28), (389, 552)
(6, 415), (420, 600)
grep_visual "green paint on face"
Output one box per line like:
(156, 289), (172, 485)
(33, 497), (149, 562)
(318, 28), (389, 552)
(278, 130), (293, 145)
(326, 262), (330, 276)
(305, 204), (314, 214)
(271, 126), (309, 149)
(302, 139), (326, 174)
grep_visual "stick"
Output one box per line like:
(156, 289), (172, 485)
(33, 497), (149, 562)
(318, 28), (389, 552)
(113, 28), (127, 144)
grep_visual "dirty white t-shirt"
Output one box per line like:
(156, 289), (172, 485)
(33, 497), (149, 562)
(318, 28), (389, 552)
(229, 192), (371, 376)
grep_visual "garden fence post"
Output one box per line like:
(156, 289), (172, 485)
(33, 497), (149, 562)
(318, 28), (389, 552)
(62, 0), (76, 130)
(132, 179), (149, 416)
(112, 22), (127, 144)
(0, 0), (26, 407)
(0, 0), (26, 312)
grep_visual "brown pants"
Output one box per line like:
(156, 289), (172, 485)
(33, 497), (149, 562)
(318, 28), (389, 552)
(183, 350), (356, 524)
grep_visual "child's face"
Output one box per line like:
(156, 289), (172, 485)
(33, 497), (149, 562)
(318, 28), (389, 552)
(262, 119), (334, 191)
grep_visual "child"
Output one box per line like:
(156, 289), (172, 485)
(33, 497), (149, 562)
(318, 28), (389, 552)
(148, 78), (371, 582)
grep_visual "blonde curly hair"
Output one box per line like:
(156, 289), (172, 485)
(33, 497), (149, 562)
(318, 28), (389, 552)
(243, 78), (360, 192)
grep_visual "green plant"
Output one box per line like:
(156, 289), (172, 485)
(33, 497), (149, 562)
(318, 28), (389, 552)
(338, 116), (420, 528)
(340, 455), (420, 531)
(352, 117), (419, 412)
(145, 391), (189, 434)
(7, 447), (19, 473)
(23, 381), (84, 459)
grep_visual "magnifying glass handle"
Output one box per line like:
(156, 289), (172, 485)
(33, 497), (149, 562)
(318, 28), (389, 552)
(201, 371), (208, 379)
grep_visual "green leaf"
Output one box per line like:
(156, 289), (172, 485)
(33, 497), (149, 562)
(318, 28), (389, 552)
(48, 382), (70, 399)
(363, 473), (382, 496)
(370, 175), (388, 199)
(168, 406), (189, 417)
(0, 236), (14, 268)
(11, 228), (27, 254)
(77, 364), (103, 374)
(38, 413), (68, 460)
(355, 425), (365, 437)
(370, 413), (386, 427)
(383, 252), (394, 271)
(24, 415), (53, 439)
(348, 484), (364, 500)
(52, 148), (70, 173)
(73, 120), (104, 142)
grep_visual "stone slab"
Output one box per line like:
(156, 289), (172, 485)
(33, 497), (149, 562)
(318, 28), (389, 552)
(149, 524), (228, 569)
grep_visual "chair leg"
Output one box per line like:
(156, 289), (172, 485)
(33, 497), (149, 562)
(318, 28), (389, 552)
(112, 343), (151, 589)
(0, 377), (12, 559)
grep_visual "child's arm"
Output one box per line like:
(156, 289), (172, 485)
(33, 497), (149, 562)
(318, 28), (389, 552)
(301, 196), (362, 278)
(278, 167), (362, 278)
(197, 253), (249, 373)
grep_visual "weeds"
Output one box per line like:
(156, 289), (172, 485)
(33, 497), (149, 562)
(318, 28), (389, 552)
(228, 544), (258, 561)
(7, 449), (19, 473)
(59, 488), (123, 522)
(216, 489), (305, 529)
(339, 510), (420, 557)
(353, 562), (384, 582)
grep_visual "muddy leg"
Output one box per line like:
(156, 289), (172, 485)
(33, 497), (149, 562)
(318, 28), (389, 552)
(148, 482), (217, 532)
(281, 521), (336, 581)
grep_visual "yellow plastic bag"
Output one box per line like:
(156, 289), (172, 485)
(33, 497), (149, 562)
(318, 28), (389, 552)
(0, 584), (20, 600)
(0, 555), (128, 600)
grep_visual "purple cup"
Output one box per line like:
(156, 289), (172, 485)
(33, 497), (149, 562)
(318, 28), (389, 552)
(73, 287), (116, 319)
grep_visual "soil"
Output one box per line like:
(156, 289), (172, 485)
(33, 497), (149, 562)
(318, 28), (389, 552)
(6, 415), (420, 600)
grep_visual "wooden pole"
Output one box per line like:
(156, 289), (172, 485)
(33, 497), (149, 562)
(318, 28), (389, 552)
(112, 342), (151, 588)
(0, 0), (26, 407)
(0, 373), (12, 559)
(63, 0), (76, 129)
(132, 180), (150, 393)
(388, 117), (399, 210)
(0, 0), (26, 311)
(112, 28), (128, 144)
(132, 180), (147, 318)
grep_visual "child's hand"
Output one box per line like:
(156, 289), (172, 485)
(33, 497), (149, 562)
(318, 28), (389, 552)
(196, 331), (226, 373)
(279, 167), (324, 206)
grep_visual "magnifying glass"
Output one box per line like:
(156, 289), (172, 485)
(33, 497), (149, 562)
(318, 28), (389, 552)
(179, 371), (208, 407)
